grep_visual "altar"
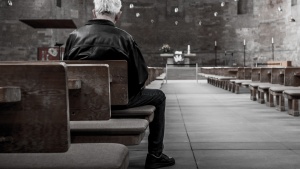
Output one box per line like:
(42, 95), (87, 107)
(160, 53), (196, 65)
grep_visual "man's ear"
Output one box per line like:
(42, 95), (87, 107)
(92, 9), (97, 19)
(114, 11), (122, 23)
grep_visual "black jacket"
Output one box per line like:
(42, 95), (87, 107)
(63, 19), (148, 98)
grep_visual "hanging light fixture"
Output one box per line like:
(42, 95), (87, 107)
(175, 21), (178, 25)
(198, 21), (202, 26)
(221, 2), (225, 7)
(174, 7), (179, 13)
(7, 0), (13, 6)
(151, 19), (154, 24)
(136, 13), (140, 17)
(129, 4), (134, 9)
(214, 12), (218, 17)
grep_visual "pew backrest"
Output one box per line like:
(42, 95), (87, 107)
(284, 68), (300, 86)
(251, 68), (261, 81)
(67, 64), (111, 121)
(63, 60), (128, 105)
(0, 63), (69, 153)
(271, 67), (285, 85)
(260, 68), (272, 83)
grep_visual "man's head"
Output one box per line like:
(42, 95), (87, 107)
(93, 0), (122, 23)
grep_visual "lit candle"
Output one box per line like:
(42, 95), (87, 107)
(187, 45), (190, 54)
(243, 39), (246, 46)
(272, 37), (274, 44)
(215, 41), (217, 46)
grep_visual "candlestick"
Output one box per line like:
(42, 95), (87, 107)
(243, 39), (246, 46)
(272, 37), (274, 44)
(244, 44), (246, 67)
(187, 45), (190, 54)
(215, 43), (217, 67)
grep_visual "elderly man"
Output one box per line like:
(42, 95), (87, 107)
(63, 0), (175, 168)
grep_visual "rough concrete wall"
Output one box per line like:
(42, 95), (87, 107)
(120, 0), (258, 67)
(254, 0), (300, 67)
(0, 0), (93, 61)
(0, 0), (299, 67)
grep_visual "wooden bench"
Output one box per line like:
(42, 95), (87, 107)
(241, 68), (262, 100)
(60, 61), (149, 145)
(0, 61), (150, 145)
(0, 63), (129, 169)
(283, 90), (300, 116)
(63, 60), (156, 121)
(228, 67), (252, 93)
(257, 68), (285, 106)
(269, 68), (300, 112)
(146, 67), (165, 89)
(64, 60), (128, 105)
(200, 67), (237, 89)
(67, 64), (111, 121)
(248, 67), (273, 103)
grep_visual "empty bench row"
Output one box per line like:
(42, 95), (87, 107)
(200, 66), (300, 117)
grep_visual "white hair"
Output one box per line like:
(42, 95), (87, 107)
(93, 0), (122, 16)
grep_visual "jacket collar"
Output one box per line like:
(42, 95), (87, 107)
(86, 19), (115, 27)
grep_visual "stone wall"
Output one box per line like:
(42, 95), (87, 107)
(254, 0), (300, 67)
(0, 0), (93, 61)
(0, 0), (299, 67)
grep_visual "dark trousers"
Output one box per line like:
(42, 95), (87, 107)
(126, 88), (166, 155)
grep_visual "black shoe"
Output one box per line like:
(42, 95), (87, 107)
(145, 153), (175, 169)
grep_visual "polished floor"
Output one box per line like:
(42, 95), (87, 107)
(128, 80), (300, 169)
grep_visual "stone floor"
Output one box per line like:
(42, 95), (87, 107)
(128, 80), (300, 169)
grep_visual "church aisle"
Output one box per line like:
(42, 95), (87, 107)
(128, 80), (300, 169)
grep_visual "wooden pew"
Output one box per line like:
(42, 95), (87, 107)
(248, 67), (273, 103)
(67, 64), (111, 121)
(280, 69), (300, 116)
(269, 68), (300, 112)
(62, 61), (151, 145)
(283, 90), (300, 116)
(63, 60), (155, 121)
(146, 67), (165, 89)
(0, 63), (129, 169)
(64, 60), (128, 105)
(257, 68), (285, 106)
(0, 63), (69, 153)
(241, 68), (262, 101)
(0, 61), (150, 145)
(228, 67), (252, 93)
(201, 67), (237, 89)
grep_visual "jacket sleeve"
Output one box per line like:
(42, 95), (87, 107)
(63, 32), (76, 60)
(127, 39), (148, 97)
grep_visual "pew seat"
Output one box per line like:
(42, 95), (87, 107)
(229, 79), (252, 93)
(269, 86), (299, 111)
(146, 80), (164, 89)
(112, 105), (155, 122)
(156, 73), (166, 80)
(70, 119), (149, 145)
(257, 84), (282, 105)
(0, 143), (129, 169)
(248, 82), (270, 101)
(283, 89), (300, 116)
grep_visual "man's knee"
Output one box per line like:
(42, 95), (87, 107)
(155, 89), (166, 104)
